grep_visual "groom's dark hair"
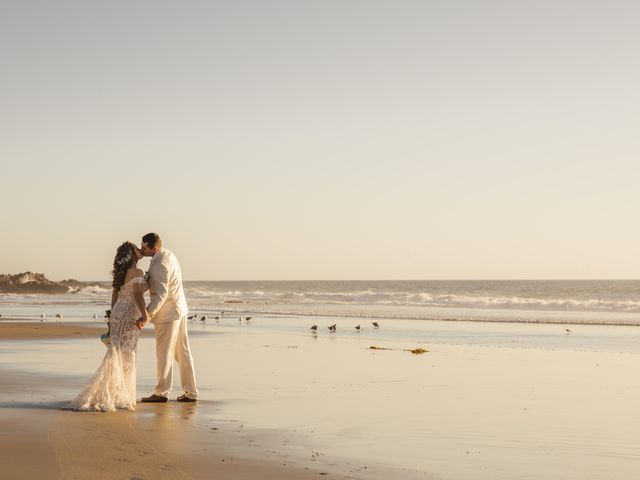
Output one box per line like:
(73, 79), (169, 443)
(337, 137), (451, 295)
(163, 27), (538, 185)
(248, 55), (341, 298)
(142, 232), (161, 249)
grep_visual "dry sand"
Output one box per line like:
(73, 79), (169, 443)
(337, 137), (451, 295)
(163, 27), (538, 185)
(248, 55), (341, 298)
(0, 321), (107, 339)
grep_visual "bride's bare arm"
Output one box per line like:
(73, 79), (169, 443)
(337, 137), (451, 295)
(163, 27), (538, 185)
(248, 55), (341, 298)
(111, 288), (118, 309)
(108, 288), (118, 333)
(134, 281), (150, 326)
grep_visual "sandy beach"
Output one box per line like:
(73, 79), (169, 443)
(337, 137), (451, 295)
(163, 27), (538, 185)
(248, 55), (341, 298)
(0, 322), (339, 480)
(0, 321), (110, 339)
(2, 319), (640, 479)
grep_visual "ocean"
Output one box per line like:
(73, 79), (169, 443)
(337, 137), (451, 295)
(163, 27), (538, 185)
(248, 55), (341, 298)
(3, 280), (640, 326)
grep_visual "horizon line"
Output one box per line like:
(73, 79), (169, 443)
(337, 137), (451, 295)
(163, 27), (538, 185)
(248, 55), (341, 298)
(73, 278), (640, 282)
(6, 272), (640, 282)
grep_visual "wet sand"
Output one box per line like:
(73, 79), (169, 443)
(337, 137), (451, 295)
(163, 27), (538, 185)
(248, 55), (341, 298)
(0, 405), (328, 480)
(0, 322), (337, 480)
(3, 319), (640, 479)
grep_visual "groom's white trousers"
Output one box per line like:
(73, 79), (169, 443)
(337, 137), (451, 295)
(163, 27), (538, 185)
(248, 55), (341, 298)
(153, 316), (199, 399)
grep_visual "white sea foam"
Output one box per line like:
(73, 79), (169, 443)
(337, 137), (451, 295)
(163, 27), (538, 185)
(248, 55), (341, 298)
(409, 294), (640, 312)
(76, 285), (110, 294)
(180, 284), (640, 313)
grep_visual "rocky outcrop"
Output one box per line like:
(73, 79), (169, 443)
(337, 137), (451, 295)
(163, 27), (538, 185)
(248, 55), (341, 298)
(0, 272), (103, 294)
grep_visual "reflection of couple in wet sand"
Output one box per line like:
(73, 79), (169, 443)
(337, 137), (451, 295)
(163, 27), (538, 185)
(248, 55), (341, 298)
(66, 233), (198, 411)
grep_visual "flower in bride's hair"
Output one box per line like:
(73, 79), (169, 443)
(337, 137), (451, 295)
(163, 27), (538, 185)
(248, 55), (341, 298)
(116, 250), (134, 266)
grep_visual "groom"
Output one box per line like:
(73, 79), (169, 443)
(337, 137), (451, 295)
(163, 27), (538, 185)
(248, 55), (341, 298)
(136, 232), (199, 403)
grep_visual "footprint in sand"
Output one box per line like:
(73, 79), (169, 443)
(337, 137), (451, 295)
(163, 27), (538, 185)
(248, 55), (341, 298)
(128, 474), (144, 480)
(160, 464), (176, 471)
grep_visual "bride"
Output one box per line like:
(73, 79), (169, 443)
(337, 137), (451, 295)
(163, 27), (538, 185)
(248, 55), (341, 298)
(66, 241), (150, 411)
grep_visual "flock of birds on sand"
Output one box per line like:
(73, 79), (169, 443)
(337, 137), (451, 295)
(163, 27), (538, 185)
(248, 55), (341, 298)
(184, 311), (382, 332)
(27, 312), (573, 337)
(32, 310), (381, 334)
(37, 313), (65, 321)
(311, 322), (380, 332)
(186, 311), (254, 324)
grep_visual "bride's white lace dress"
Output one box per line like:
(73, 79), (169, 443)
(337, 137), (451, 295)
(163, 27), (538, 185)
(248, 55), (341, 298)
(66, 277), (147, 411)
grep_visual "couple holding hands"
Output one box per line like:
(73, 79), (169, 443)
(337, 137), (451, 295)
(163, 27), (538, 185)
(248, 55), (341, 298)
(67, 233), (198, 411)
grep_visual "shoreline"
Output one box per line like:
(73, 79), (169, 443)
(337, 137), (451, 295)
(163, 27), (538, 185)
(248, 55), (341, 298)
(208, 308), (640, 327)
(6, 309), (640, 328)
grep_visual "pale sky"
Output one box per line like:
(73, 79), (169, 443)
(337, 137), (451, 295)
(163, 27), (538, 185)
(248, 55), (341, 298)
(2, 1), (640, 280)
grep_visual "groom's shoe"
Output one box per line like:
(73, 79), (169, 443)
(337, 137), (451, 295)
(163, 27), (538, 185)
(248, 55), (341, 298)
(140, 394), (168, 403)
(177, 394), (197, 403)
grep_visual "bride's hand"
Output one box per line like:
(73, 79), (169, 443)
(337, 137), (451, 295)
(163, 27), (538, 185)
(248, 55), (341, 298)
(136, 314), (149, 330)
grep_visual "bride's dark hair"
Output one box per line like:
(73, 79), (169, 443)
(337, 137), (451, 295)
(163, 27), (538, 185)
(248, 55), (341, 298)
(112, 241), (138, 290)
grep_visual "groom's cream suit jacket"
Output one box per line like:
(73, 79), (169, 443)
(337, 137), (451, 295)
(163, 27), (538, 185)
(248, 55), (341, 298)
(147, 248), (189, 324)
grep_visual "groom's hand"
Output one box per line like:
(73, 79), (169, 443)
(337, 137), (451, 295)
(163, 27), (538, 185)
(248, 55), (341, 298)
(135, 316), (147, 330)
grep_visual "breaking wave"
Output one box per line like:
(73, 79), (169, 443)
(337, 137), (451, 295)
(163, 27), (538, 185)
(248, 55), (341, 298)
(183, 286), (640, 313)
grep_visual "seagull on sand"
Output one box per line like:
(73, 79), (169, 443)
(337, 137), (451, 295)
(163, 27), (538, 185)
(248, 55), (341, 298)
(310, 325), (318, 331)
(56, 314), (63, 319)
(372, 322), (379, 328)
(565, 328), (572, 335)
(328, 324), (336, 332)
(245, 316), (252, 322)
(93, 314), (98, 319)
(200, 316), (207, 322)
(41, 313), (46, 321)
(355, 325), (361, 331)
